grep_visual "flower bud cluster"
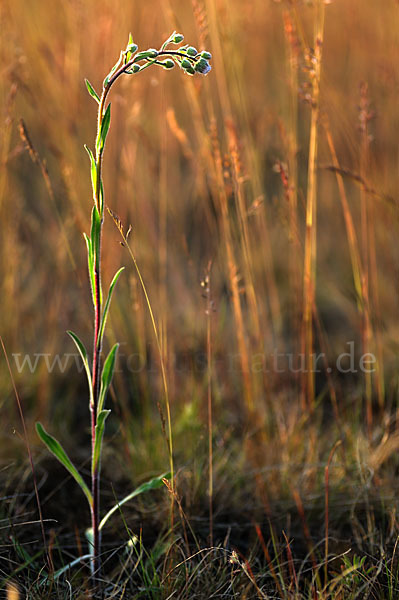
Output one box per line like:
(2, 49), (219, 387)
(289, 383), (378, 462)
(120, 31), (212, 78)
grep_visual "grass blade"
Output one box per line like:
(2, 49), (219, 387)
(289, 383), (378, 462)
(36, 423), (93, 508)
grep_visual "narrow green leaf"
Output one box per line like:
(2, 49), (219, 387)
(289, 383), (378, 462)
(83, 233), (95, 307)
(85, 79), (100, 104)
(67, 331), (94, 408)
(36, 423), (93, 508)
(83, 231), (92, 262)
(90, 206), (101, 268)
(99, 179), (104, 216)
(96, 103), (111, 154)
(98, 343), (119, 413)
(53, 554), (92, 580)
(98, 267), (125, 347)
(84, 145), (97, 204)
(92, 409), (111, 474)
(99, 472), (171, 530)
(90, 206), (102, 304)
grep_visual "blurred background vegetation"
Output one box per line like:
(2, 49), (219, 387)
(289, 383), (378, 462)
(1, 0), (399, 594)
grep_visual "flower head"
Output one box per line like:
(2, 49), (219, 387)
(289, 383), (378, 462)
(194, 57), (212, 75)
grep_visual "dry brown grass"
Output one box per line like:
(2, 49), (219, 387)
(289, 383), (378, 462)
(1, 0), (399, 597)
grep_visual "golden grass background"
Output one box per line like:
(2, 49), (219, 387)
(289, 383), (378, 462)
(1, 0), (399, 540)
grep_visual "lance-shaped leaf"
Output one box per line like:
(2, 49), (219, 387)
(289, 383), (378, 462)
(67, 331), (94, 409)
(99, 472), (171, 530)
(96, 103), (111, 155)
(84, 145), (97, 205)
(85, 79), (100, 104)
(99, 179), (105, 216)
(98, 343), (119, 414)
(90, 206), (102, 306)
(92, 409), (111, 475)
(53, 554), (93, 580)
(83, 233), (95, 307)
(36, 423), (93, 509)
(98, 267), (125, 347)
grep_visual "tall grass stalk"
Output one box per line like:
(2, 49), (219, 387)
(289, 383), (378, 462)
(108, 213), (175, 498)
(302, 0), (325, 411)
(359, 82), (373, 435)
(212, 119), (253, 411)
(323, 117), (364, 427)
(18, 119), (77, 272)
(35, 32), (212, 587)
(283, 9), (301, 369)
(359, 82), (385, 427)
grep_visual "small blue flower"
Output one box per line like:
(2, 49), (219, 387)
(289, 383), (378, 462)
(195, 57), (212, 75)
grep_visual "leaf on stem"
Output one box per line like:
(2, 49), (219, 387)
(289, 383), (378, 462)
(84, 145), (97, 205)
(98, 343), (119, 413)
(85, 79), (100, 104)
(67, 330), (94, 408)
(52, 554), (93, 580)
(36, 423), (93, 508)
(90, 206), (103, 304)
(92, 409), (111, 474)
(90, 205), (101, 269)
(98, 472), (171, 530)
(98, 267), (125, 347)
(99, 179), (104, 216)
(83, 233), (95, 307)
(96, 103), (111, 155)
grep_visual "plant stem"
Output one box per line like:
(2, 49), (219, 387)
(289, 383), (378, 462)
(301, 1), (325, 412)
(205, 265), (213, 546)
(90, 78), (113, 581)
(90, 253), (102, 579)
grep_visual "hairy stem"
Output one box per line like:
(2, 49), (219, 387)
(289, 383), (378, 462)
(90, 74), (114, 581)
